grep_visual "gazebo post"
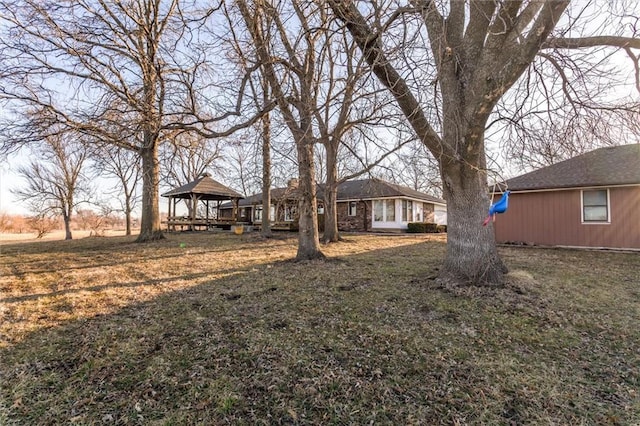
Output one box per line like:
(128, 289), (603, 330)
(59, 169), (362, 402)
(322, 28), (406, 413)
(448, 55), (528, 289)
(206, 200), (210, 229)
(191, 193), (198, 231)
(167, 196), (172, 231)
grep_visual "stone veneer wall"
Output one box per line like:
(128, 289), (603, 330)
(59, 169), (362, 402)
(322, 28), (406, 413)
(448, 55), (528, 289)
(336, 200), (371, 232)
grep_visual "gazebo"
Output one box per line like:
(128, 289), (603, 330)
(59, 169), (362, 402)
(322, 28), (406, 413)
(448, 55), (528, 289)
(161, 173), (244, 231)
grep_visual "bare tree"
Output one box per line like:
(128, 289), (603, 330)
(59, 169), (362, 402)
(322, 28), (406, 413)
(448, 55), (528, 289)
(494, 57), (640, 171)
(160, 133), (223, 189)
(26, 213), (59, 239)
(234, 0), (326, 260)
(13, 134), (91, 240)
(328, 0), (640, 285)
(259, 94), (274, 237)
(76, 205), (118, 237)
(233, 0), (404, 250)
(381, 138), (443, 196)
(218, 136), (261, 197)
(315, 19), (407, 243)
(93, 145), (141, 236)
(0, 1), (262, 242)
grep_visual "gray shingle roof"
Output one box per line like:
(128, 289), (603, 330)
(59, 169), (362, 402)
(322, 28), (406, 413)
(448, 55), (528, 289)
(329, 178), (445, 204)
(505, 144), (640, 191)
(226, 178), (445, 207)
(233, 187), (301, 206)
(162, 174), (244, 200)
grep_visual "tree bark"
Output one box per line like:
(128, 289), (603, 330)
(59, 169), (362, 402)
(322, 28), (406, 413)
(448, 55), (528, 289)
(124, 197), (132, 236)
(322, 147), (340, 243)
(261, 109), (272, 237)
(63, 211), (72, 240)
(296, 139), (324, 260)
(136, 143), (164, 242)
(439, 157), (507, 285)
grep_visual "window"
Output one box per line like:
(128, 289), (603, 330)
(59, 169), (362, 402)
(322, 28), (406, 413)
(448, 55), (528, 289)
(402, 200), (413, 222)
(374, 200), (384, 222)
(348, 201), (357, 216)
(373, 199), (396, 222)
(582, 189), (609, 223)
(284, 205), (297, 222)
(254, 207), (263, 221)
(386, 200), (395, 221)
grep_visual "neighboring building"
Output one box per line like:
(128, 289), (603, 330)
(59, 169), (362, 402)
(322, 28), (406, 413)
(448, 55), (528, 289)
(219, 178), (447, 233)
(493, 144), (640, 249)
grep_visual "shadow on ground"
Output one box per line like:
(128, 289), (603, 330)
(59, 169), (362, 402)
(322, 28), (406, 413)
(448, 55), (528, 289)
(1, 234), (639, 425)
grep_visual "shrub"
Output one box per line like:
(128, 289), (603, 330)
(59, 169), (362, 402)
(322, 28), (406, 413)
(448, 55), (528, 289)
(436, 224), (447, 233)
(407, 222), (438, 233)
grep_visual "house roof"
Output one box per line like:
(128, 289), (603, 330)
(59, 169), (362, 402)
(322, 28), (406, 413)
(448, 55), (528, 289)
(505, 144), (640, 191)
(223, 178), (445, 208)
(326, 178), (445, 204)
(162, 173), (244, 200)
(230, 186), (301, 206)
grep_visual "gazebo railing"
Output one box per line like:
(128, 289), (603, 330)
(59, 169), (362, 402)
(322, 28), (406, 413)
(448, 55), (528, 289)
(163, 216), (244, 232)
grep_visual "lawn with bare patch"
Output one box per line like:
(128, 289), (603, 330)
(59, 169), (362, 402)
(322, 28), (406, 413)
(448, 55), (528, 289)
(1, 232), (639, 424)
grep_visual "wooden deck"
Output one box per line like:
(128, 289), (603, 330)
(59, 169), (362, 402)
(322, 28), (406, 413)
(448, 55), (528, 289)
(163, 217), (238, 232)
(163, 217), (298, 233)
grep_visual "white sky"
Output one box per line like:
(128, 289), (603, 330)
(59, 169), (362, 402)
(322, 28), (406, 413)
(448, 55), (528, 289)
(1, 152), (29, 215)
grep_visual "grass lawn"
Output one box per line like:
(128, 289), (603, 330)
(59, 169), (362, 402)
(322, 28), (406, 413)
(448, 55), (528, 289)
(1, 232), (639, 425)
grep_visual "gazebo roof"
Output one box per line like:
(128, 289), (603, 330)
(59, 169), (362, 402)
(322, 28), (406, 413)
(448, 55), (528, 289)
(161, 173), (244, 201)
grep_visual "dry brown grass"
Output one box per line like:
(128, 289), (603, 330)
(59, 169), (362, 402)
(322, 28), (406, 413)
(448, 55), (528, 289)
(1, 231), (639, 425)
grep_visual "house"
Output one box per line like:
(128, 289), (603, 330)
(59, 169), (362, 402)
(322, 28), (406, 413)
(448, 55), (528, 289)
(219, 178), (447, 233)
(493, 144), (640, 249)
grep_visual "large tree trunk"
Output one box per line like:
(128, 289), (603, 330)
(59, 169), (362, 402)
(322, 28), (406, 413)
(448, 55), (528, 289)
(322, 184), (339, 243)
(124, 198), (132, 236)
(63, 210), (72, 240)
(322, 145), (340, 243)
(296, 139), (324, 260)
(261, 110), (272, 237)
(440, 157), (507, 285)
(136, 143), (164, 242)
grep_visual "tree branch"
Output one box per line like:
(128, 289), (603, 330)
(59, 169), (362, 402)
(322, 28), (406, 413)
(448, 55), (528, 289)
(543, 36), (640, 50)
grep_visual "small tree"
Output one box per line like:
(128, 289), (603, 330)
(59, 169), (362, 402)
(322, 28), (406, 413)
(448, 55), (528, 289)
(76, 205), (116, 237)
(92, 144), (140, 236)
(13, 135), (91, 240)
(26, 213), (59, 239)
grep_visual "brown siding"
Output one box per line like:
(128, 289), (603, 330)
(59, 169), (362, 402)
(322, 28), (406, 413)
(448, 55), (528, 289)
(494, 186), (640, 249)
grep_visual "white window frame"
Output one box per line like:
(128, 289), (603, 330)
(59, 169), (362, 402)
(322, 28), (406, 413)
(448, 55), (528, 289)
(581, 188), (610, 224)
(385, 199), (395, 221)
(373, 199), (396, 222)
(373, 200), (384, 222)
(348, 201), (357, 216)
(401, 200), (414, 222)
